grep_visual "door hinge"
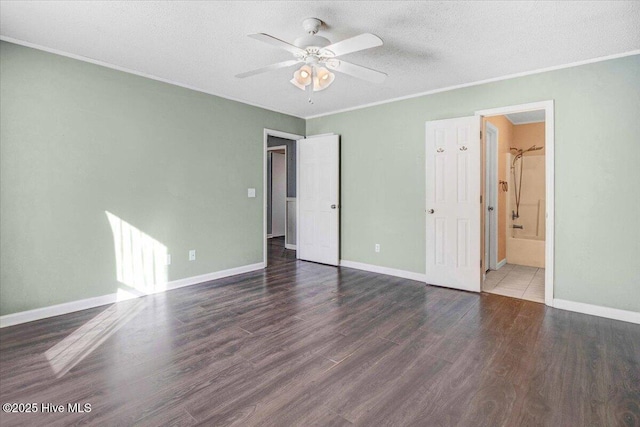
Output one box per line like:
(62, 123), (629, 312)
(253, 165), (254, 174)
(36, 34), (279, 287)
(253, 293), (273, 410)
(480, 195), (483, 204)
(480, 130), (483, 139)
(480, 259), (483, 267)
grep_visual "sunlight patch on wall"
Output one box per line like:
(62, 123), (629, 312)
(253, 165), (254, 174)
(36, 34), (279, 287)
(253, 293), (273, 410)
(44, 212), (170, 378)
(106, 211), (168, 296)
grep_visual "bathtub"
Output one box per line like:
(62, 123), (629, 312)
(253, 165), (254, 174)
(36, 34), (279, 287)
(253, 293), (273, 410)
(506, 235), (545, 268)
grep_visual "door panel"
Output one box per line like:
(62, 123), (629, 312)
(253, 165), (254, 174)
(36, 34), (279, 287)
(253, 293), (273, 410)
(426, 116), (481, 292)
(298, 134), (340, 265)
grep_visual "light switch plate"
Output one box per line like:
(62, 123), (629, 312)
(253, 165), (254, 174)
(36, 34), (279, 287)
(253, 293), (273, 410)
(248, 188), (256, 198)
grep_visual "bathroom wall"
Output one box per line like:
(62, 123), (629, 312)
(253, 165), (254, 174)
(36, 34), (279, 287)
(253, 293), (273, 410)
(510, 122), (546, 241)
(507, 122), (546, 268)
(513, 122), (546, 156)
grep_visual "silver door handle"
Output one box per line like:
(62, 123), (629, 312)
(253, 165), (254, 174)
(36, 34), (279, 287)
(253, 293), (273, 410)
(427, 209), (434, 214)
(331, 204), (337, 209)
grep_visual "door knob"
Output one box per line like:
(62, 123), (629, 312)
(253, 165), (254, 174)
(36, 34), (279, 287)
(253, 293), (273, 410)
(331, 204), (337, 209)
(427, 209), (434, 214)
(488, 206), (494, 211)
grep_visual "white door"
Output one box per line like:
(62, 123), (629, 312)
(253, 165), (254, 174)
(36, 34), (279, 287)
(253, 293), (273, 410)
(484, 123), (498, 271)
(298, 134), (340, 265)
(271, 152), (286, 237)
(425, 116), (481, 292)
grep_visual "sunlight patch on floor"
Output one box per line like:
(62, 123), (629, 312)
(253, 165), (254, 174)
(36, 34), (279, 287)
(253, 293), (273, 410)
(45, 299), (145, 377)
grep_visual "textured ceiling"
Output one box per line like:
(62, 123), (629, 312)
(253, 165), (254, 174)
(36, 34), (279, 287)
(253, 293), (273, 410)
(1, 1), (639, 118)
(506, 110), (546, 125)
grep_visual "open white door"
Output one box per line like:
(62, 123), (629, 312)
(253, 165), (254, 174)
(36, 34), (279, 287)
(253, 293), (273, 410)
(484, 122), (498, 271)
(426, 116), (481, 292)
(298, 134), (340, 265)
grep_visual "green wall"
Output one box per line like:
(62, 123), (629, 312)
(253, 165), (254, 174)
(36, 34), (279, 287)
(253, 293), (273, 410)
(2, 40), (638, 317)
(307, 54), (640, 313)
(0, 41), (305, 315)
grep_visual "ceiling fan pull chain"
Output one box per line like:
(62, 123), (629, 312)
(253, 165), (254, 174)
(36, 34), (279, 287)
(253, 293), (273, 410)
(307, 66), (315, 104)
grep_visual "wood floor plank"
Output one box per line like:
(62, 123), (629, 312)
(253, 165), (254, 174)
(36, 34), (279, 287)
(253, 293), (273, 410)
(1, 237), (638, 426)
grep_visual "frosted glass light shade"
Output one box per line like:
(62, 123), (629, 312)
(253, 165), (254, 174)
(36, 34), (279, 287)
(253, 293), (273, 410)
(290, 65), (312, 90)
(313, 67), (335, 91)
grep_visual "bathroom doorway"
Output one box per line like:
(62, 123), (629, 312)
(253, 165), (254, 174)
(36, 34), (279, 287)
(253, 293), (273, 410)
(476, 102), (554, 305)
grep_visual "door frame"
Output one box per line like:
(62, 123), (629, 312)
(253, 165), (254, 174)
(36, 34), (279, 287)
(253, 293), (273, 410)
(484, 121), (499, 272)
(267, 145), (287, 240)
(475, 100), (554, 307)
(263, 129), (303, 267)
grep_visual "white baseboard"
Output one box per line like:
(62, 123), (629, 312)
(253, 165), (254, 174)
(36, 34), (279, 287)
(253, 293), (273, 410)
(285, 244), (297, 250)
(553, 299), (640, 324)
(164, 262), (265, 291)
(0, 262), (265, 328)
(340, 260), (427, 282)
(497, 258), (507, 269)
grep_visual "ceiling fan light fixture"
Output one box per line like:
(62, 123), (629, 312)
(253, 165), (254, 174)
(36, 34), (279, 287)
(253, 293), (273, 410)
(313, 67), (335, 91)
(242, 19), (386, 99)
(290, 65), (313, 90)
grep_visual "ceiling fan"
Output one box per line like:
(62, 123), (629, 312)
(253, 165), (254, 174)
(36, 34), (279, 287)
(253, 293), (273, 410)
(236, 18), (387, 96)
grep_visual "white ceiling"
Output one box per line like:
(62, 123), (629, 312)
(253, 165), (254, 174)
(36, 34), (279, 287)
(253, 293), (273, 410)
(1, 1), (639, 119)
(506, 110), (546, 125)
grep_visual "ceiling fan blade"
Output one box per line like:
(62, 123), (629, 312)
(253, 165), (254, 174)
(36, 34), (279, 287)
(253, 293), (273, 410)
(325, 59), (387, 84)
(235, 59), (302, 78)
(320, 33), (383, 57)
(248, 33), (306, 56)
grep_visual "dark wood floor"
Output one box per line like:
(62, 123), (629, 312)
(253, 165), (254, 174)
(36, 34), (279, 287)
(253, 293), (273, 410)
(1, 238), (639, 426)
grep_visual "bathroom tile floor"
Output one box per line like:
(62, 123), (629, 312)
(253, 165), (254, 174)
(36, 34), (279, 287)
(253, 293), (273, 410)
(483, 263), (545, 303)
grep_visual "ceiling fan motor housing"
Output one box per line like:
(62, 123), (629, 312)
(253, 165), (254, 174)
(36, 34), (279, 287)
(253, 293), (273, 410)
(294, 34), (331, 49)
(294, 17), (331, 52)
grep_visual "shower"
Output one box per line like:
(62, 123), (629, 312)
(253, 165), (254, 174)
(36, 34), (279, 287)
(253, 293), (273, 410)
(510, 145), (543, 221)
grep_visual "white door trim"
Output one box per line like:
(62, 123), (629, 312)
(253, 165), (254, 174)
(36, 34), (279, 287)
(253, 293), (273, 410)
(263, 129), (303, 266)
(485, 122), (499, 271)
(475, 100), (555, 307)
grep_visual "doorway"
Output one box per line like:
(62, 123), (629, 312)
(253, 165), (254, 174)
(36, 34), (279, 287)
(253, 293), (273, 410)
(263, 129), (303, 267)
(267, 146), (286, 239)
(476, 101), (554, 305)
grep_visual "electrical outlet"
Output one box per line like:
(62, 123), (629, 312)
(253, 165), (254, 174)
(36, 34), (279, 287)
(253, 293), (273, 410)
(375, 244), (380, 253)
(189, 250), (196, 261)
(166, 254), (171, 265)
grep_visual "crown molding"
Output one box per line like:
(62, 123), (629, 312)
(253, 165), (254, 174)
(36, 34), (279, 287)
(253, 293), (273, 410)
(2, 36), (638, 121)
(0, 36), (306, 120)
(304, 50), (640, 119)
